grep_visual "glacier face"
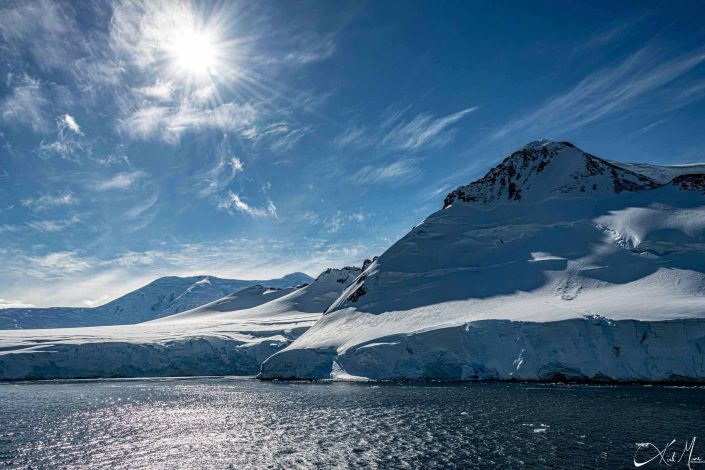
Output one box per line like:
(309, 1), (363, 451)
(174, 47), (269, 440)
(261, 140), (705, 381)
(261, 317), (705, 381)
(0, 272), (313, 329)
(0, 268), (358, 380)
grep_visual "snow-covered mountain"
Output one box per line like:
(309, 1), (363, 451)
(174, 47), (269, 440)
(442, 140), (659, 206)
(150, 266), (362, 324)
(261, 140), (705, 381)
(0, 272), (313, 329)
(152, 285), (301, 322)
(0, 267), (359, 380)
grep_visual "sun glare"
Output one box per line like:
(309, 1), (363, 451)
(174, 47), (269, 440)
(153, 5), (244, 100)
(169, 29), (218, 79)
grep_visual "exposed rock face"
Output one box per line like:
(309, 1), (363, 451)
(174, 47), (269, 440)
(362, 256), (378, 271)
(672, 173), (705, 193)
(315, 267), (362, 285)
(444, 140), (659, 208)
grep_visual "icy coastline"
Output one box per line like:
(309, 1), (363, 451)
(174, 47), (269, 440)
(0, 268), (360, 381)
(260, 316), (705, 382)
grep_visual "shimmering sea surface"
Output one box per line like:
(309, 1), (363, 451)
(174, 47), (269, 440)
(1, 378), (704, 469)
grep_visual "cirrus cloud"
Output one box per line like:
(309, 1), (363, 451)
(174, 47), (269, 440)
(91, 171), (146, 191)
(218, 191), (277, 218)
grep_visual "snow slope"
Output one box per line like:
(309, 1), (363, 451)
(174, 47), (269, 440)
(609, 161), (705, 184)
(0, 272), (313, 329)
(0, 268), (359, 380)
(261, 140), (705, 381)
(153, 285), (300, 322)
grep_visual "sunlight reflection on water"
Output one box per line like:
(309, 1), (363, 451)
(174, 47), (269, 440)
(1, 378), (704, 468)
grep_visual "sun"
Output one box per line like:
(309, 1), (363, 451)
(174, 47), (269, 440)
(151, 4), (244, 95)
(168, 29), (218, 79)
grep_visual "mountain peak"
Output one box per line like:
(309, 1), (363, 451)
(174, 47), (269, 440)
(315, 266), (362, 284)
(444, 140), (659, 208)
(521, 138), (556, 150)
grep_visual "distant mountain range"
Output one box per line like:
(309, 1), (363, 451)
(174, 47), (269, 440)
(0, 272), (313, 329)
(0, 267), (361, 380)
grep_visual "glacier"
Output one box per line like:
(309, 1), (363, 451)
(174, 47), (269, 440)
(0, 268), (359, 380)
(260, 316), (705, 381)
(260, 140), (705, 381)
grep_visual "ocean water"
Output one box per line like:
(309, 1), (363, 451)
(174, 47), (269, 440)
(1, 379), (704, 469)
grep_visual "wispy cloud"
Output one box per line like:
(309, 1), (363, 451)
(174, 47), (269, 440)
(325, 211), (344, 233)
(671, 80), (705, 109)
(21, 192), (78, 211)
(327, 211), (369, 233)
(284, 34), (336, 65)
(335, 105), (478, 152)
(300, 210), (368, 232)
(26, 214), (80, 233)
(569, 20), (639, 58)
(135, 79), (174, 102)
(117, 106), (168, 139)
(39, 113), (84, 158)
(198, 136), (245, 197)
(250, 121), (315, 151)
(0, 0), (125, 104)
(333, 125), (369, 148)
(109, 250), (162, 268)
(256, 31), (337, 66)
(72, 56), (125, 91)
(1, 214), (81, 234)
(118, 102), (257, 144)
(125, 193), (159, 219)
(28, 250), (93, 276)
(0, 0), (78, 72)
(91, 171), (146, 191)
(0, 76), (50, 132)
(633, 118), (669, 136)
(122, 203), (158, 232)
(0, 225), (22, 235)
(382, 107), (479, 151)
(110, 0), (203, 71)
(348, 212), (367, 223)
(218, 191), (277, 218)
(420, 184), (454, 204)
(301, 210), (321, 225)
(492, 46), (705, 140)
(351, 159), (422, 186)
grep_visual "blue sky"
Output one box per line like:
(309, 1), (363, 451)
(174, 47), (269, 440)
(1, 0), (705, 307)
